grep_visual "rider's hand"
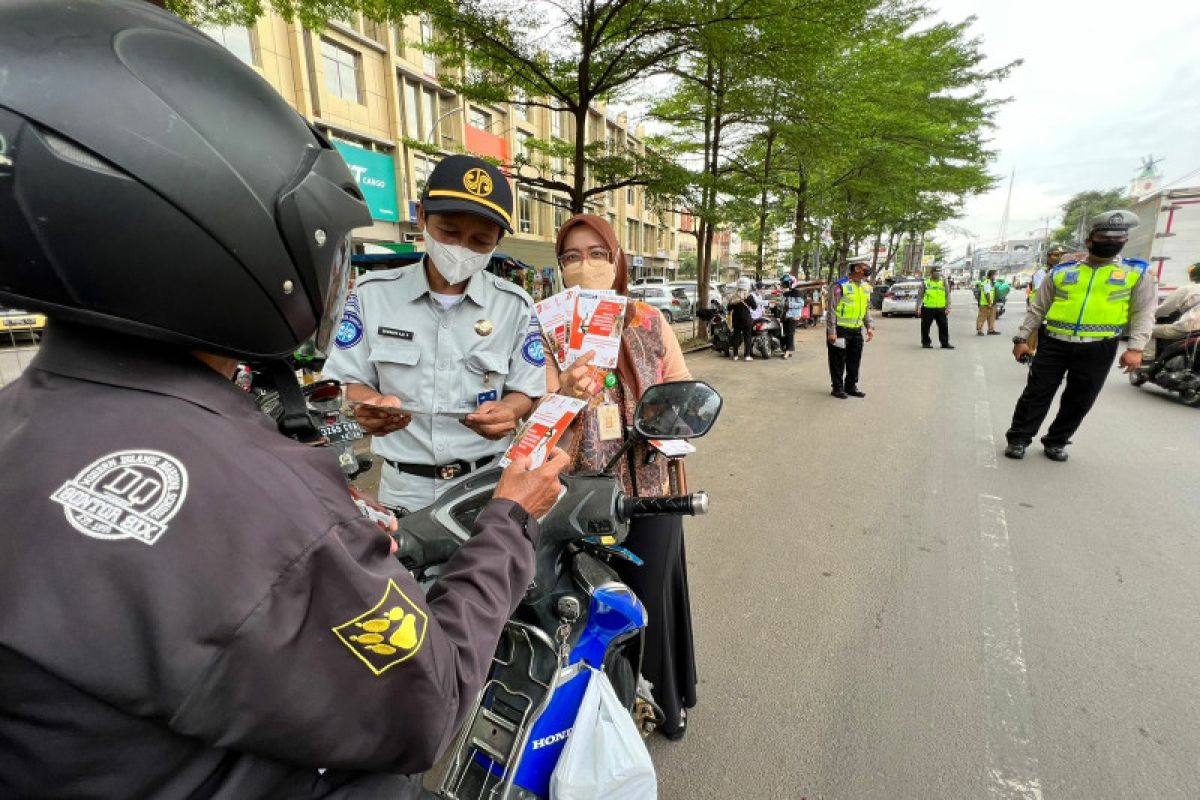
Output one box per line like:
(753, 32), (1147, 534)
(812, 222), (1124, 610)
(494, 448), (570, 519)
(558, 350), (600, 400)
(1119, 349), (1143, 373)
(464, 401), (519, 440)
(350, 394), (412, 436)
(1012, 343), (1032, 363)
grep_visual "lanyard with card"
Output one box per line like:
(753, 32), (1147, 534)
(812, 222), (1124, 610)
(477, 371), (498, 406)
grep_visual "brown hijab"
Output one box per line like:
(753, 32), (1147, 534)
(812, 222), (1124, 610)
(554, 213), (649, 400)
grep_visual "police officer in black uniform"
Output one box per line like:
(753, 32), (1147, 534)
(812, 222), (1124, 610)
(0, 3), (566, 797)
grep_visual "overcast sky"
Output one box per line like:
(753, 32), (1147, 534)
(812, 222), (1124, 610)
(928, 0), (1200, 258)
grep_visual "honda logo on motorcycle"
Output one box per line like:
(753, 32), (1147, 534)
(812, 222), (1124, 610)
(531, 728), (572, 749)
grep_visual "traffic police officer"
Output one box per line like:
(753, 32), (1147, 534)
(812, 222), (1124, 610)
(323, 155), (546, 513)
(975, 269), (1000, 335)
(0, 4), (566, 796)
(1005, 210), (1155, 461)
(826, 259), (876, 398)
(915, 265), (954, 349)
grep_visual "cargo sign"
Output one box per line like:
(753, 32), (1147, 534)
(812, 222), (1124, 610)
(333, 141), (399, 222)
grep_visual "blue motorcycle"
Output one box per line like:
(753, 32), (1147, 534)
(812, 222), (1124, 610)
(390, 381), (722, 800)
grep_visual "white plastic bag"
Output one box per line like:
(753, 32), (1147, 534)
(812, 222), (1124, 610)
(549, 667), (657, 800)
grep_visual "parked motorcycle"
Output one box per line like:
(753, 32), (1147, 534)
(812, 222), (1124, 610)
(697, 307), (733, 357)
(389, 381), (722, 800)
(752, 307), (785, 359)
(1129, 328), (1200, 407)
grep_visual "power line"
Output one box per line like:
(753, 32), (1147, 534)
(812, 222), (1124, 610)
(1159, 165), (1200, 192)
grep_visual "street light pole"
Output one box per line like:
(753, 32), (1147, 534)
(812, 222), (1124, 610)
(426, 105), (464, 146)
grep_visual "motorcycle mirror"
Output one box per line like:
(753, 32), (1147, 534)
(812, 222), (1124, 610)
(632, 380), (723, 440)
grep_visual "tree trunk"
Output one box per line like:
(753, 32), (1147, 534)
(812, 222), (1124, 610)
(754, 128), (777, 281)
(791, 168), (808, 278)
(570, 104), (587, 214)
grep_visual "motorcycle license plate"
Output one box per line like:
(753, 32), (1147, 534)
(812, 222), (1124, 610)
(319, 421), (364, 443)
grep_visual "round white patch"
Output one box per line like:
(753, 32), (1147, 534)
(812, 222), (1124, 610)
(50, 450), (189, 546)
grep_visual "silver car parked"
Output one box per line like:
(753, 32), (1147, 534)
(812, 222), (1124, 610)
(629, 286), (695, 322)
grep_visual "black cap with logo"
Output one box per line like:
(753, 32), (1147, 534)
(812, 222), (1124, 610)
(420, 154), (514, 233)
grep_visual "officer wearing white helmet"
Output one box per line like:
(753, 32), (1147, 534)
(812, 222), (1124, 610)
(0, 2), (565, 796)
(1005, 210), (1155, 461)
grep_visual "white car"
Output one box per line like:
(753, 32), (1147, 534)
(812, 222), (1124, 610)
(881, 281), (921, 316)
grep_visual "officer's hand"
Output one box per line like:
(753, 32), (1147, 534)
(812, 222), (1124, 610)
(558, 350), (600, 399)
(1012, 343), (1032, 363)
(946, 308), (951, 317)
(1119, 349), (1143, 373)
(464, 401), (519, 440)
(826, 333), (836, 344)
(866, 329), (875, 343)
(494, 448), (569, 519)
(351, 395), (412, 435)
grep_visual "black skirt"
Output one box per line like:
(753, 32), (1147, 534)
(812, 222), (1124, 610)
(612, 514), (697, 735)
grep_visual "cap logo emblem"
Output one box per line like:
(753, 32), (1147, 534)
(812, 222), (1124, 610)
(464, 167), (493, 197)
(1108, 213), (1123, 225)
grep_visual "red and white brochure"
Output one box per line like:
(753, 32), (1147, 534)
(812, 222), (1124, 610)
(533, 287), (578, 369)
(649, 439), (696, 458)
(567, 290), (627, 369)
(499, 394), (588, 468)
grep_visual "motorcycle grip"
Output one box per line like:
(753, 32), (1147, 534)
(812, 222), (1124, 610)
(622, 491), (710, 518)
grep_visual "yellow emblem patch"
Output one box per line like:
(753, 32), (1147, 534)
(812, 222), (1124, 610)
(333, 579), (429, 676)
(463, 167), (493, 197)
(1111, 269), (1125, 281)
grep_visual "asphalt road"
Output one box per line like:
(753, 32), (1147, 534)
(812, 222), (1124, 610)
(648, 291), (1200, 799)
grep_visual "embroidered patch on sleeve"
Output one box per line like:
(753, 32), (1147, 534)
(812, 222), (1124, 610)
(332, 579), (430, 676)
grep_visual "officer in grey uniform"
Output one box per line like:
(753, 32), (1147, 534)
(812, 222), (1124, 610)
(0, 4), (566, 797)
(323, 155), (546, 513)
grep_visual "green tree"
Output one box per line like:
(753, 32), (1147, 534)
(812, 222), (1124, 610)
(1050, 188), (1131, 246)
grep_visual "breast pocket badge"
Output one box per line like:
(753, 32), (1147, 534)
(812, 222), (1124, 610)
(333, 579), (429, 676)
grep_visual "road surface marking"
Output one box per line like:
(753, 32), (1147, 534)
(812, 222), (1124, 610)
(974, 363), (999, 468)
(978, 494), (1044, 800)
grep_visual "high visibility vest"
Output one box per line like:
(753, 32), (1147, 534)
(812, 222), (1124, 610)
(922, 279), (947, 309)
(835, 280), (869, 328)
(977, 280), (995, 306)
(1044, 260), (1146, 339)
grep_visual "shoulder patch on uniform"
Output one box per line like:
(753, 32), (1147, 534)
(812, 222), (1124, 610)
(333, 579), (429, 676)
(355, 266), (411, 286)
(522, 315), (546, 367)
(334, 307), (364, 350)
(49, 450), (189, 545)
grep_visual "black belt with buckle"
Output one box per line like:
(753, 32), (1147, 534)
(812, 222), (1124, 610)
(385, 456), (494, 480)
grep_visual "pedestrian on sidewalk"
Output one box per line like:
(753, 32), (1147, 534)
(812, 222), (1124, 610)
(728, 277), (757, 361)
(780, 275), (804, 358)
(915, 265), (954, 349)
(826, 259), (875, 398)
(1004, 210), (1154, 462)
(975, 270), (1000, 335)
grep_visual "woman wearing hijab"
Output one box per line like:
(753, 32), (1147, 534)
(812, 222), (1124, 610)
(545, 214), (697, 740)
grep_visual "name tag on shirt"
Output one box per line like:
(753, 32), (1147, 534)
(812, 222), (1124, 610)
(477, 389), (498, 406)
(378, 326), (414, 340)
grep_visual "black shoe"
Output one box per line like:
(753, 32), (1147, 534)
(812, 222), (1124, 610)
(987, 331), (1002, 335)
(1043, 446), (1069, 462)
(1004, 443), (1026, 459)
(662, 710), (688, 741)
(976, 331), (984, 336)
(846, 388), (866, 398)
(922, 343), (932, 349)
(831, 389), (848, 399)
(941, 344), (955, 349)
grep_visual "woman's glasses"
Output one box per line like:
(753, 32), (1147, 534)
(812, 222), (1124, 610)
(558, 246), (613, 267)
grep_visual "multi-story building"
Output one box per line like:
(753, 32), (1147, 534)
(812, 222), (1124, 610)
(200, 13), (682, 276)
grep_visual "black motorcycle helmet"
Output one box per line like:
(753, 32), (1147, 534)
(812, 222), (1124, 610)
(0, 0), (371, 359)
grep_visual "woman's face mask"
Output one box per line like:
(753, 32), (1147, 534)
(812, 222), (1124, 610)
(562, 257), (616, 290)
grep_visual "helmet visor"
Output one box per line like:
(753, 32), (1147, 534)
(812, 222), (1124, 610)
(314, 233), (353, 353)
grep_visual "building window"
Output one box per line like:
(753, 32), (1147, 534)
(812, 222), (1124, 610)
(469, 106), (492, 130)
(512, 88), (528, 121)
(550, 110), (563, 140)
(422, 89), (437, 142)
(626, 187), (636, 206)
(419, 16), (437, 76)
(626, 220), (637, 251)
(320, 40), (360, 102)
(403, 81), (420, 139)
(202, 25), (255, 66)
(519, 190), (534, 234)
(414, 154), (437, 195)
(517, 131), (531, 160)
(554, 204), (569, 232)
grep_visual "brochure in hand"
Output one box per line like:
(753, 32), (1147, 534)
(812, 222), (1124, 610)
(566, 290), (627, 369)
(499, 394), (588, 468)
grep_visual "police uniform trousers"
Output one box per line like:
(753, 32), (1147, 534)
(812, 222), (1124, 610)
(827, 326), (865, 392)
(1006, 335), (1120, 448)
(920, 307), (950, 347)
(611, 515), (697, 735)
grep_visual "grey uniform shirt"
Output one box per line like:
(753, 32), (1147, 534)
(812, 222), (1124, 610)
(0, 322), (540, 799)
(1017, 260), (1156, 350)
(323, 260), (545, 469)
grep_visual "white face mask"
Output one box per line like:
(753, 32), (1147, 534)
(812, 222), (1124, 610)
(424, 232), (495, 286)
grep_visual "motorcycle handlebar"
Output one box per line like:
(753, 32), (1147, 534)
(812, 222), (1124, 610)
(621, 492), (710, 519)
